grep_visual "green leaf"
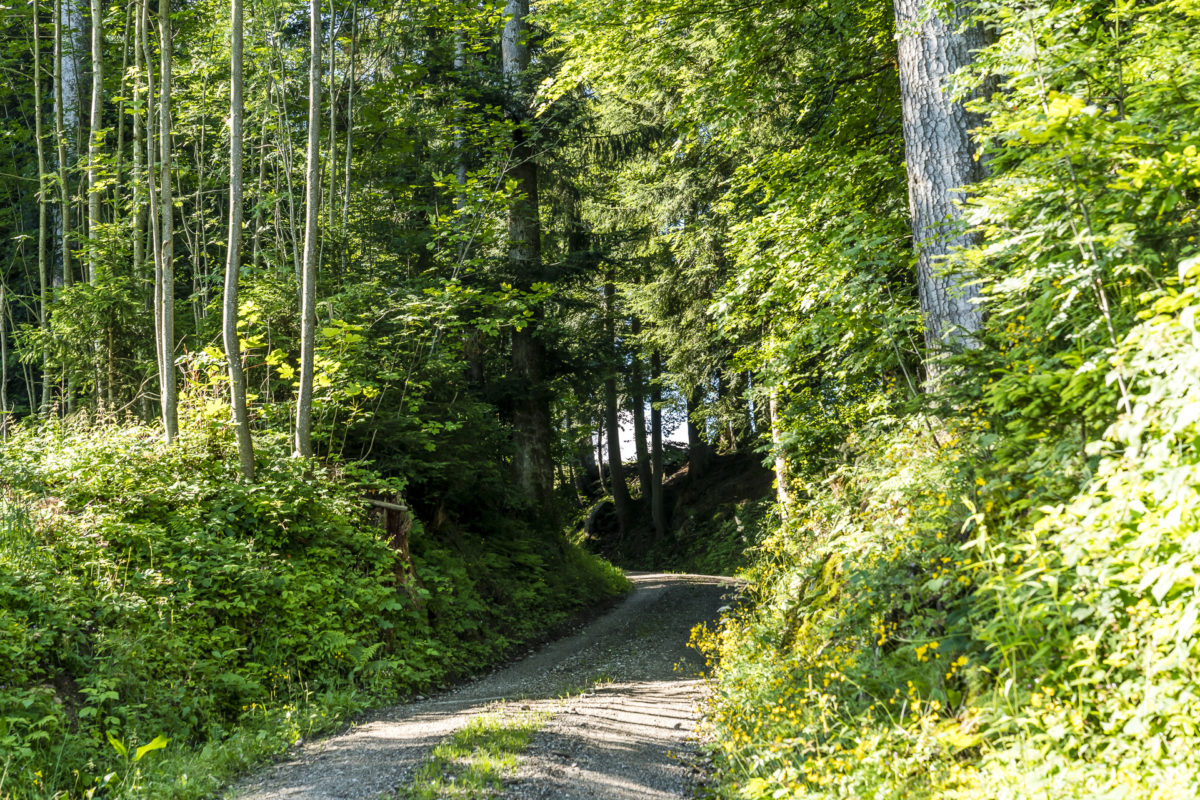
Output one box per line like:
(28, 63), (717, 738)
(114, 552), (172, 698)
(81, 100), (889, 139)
(133, 735), (169, 762)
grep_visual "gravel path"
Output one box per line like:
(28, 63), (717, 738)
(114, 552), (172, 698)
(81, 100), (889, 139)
(225, 572), (735, 800)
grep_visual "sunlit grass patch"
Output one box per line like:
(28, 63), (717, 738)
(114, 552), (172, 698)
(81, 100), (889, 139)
(393, 711), (546, 799)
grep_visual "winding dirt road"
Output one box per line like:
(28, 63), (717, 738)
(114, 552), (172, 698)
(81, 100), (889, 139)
(226, 572), (736, 800)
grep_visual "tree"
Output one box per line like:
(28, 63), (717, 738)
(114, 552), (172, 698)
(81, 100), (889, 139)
(53, 0), (78, 291)
(33, 0), (51, 414)
(224, 0), (254, 480)
(768, 388), (790, 519)
(602, 279), (631, 537)
(156, 0), (177, 440)
(649, 350), (665, 540)
(893, 0), (989, 373)
(86, 0), (104, 404)
(86, 0), (101, 284)
(294, 0), (320, 458)
(131, 0), (149, 420)
(503, 0), (556, 521)
(629, 316), (652, 493)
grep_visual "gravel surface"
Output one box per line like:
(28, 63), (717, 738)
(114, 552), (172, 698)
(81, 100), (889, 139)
(225, 572), (735, 800)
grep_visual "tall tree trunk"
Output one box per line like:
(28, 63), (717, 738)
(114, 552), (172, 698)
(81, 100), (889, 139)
(34, 0), (52, 414)
(503, 0), (556, 523)
(141, 0), (162, 424)
(114, 4), (131, 198)
(453, 31), (467, 200)
(131, 0), (149, 416)
(324, 9), (338, 246)
(157, 0), (177, 441)
(603, 280), (630, 538)
(189, 90), (211, 327)
(894, 0), (989, 378)
(87, 0), (104, 406)
(571, 416), (597, 499)
(294, 0), (320, 458)
(141, 0), (158, 403)
(86, 0), (102, 280)
(54, 0), (76, 289)
(57, 0), (82, 414)
(341, 3), (356, 266)
(768, 388), (791, 520)
(686, 385), (709, 480)
(650, 350), (666, 542)
(251, 93), (268, 270)
(224, 0), (255, 480)
(629, 318), (652, 493)
(0, 282), (8, 439)
(595, 423), (607, 494)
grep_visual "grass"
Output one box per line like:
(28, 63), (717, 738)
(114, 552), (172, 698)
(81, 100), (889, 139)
(392, 711), (547, 799)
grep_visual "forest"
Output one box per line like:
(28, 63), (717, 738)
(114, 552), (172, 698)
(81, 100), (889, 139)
(0, 0), (1198, 796)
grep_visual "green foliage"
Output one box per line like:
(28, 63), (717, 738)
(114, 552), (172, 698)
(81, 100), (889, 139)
(689, 0), (1200, 797)
(693, 421), (983, 798)
(0, 413), (627, 799)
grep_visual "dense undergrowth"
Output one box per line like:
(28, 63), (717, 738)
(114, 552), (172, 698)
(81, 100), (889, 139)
(697, 285), (1200, 796)
(687, 0), (1200, 798)
(0, 412), (627, 800)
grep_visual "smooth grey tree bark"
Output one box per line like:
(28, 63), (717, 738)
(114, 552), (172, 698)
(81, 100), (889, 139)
(341, 4), (356, 257)
(1, 282), (8, 438)
(141, 0), (164, 424)
(55, 0), (83, 414)
(34, 0), (52, 414)
(113, 5), (131, 198)
(503, 0), (557, 523)
(54, 0), (78, 290)
(893, 0), (989, 376)
(130, 0), (151, 420)
(224, 0), (255, 480)
(86, 0), (102, 281)
(294, 0), (321, 458)
(157, 0), (177, 440)
(87, 0), (106, 406)
(131, 2), (144, 275)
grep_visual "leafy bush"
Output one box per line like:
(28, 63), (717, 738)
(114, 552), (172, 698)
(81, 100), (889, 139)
(0, 415), (627, 799)
(693, 0), (1200, 797)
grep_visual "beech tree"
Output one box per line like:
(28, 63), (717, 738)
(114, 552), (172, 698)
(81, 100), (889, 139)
(224, 0), (254, 480)
(33, 0), (51, 413)
(503, 0), (556, 521)
(53, 0), (78, 293)
(294, 0), (321, 458)
(156, 0), (177, 440)
(86, 0), (101, 285)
